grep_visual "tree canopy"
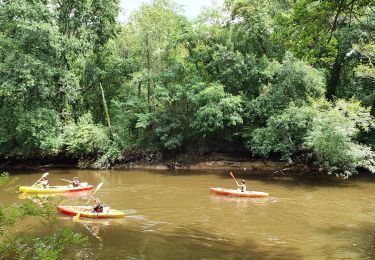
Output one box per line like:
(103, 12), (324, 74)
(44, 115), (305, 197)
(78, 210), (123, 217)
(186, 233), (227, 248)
(0, 0), (374, 177)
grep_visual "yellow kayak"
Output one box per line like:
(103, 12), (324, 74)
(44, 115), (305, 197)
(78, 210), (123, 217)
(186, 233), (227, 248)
(57, 205), (125, 218)
(19, 184), (93, 193)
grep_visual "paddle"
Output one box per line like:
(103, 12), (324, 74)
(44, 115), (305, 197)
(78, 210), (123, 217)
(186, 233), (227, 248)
(58, 178), (72, 183)
(86, 182), (103, 205)
(32, 172), (49, 187)
(229, 171), (239, 186)
(73, 182), (103, 221)
(73, 213), (81, 222)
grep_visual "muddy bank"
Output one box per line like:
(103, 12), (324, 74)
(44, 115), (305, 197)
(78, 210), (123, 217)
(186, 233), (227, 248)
(112, 153), (310, 173)
(0, 152), (310, 174)
(113, 160), (308, 173)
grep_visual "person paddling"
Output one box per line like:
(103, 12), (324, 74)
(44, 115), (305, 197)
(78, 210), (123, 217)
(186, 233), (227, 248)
(91, 196), (104, 213)
(238, 180), (246, 192)
(40, 177), (49, 189)
(230, 172), (247, 192)
(71, 177), (80, 187)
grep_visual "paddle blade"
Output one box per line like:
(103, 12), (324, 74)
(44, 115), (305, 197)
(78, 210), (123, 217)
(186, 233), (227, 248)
(73, 213), (80, 222)
(95, 182), (103, 193)
(86, 182), (103, 205)
(32, 172), (49, 186)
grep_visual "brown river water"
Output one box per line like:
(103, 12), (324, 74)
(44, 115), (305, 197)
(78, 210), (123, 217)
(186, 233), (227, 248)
(3, 169), (375, 259)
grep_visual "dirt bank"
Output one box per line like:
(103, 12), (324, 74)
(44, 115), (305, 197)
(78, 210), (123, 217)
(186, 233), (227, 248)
(1, 152), (310, 174)
(112, 153), (310, 173)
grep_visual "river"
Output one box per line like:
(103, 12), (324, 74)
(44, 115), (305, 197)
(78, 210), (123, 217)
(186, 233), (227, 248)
(4, 169), (375, 259)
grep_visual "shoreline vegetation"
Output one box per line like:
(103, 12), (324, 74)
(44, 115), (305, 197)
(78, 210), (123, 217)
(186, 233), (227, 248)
(1, 152), (314, 173)
(1, 0), (374, 179)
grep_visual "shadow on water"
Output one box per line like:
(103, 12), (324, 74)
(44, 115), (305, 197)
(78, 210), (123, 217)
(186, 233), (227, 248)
(110, 168), (375, 189)
(317, 222), (375, 259)
(249, 171), (375, 188)
(75, 224), (301, 260)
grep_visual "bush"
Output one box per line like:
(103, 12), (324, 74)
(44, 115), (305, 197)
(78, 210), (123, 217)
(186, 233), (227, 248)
(250, 103), (315, 159)
(306, 99), (375, 178)
(191, 83), (243, 136)
(15, 108), (63, 155)
(64, 113), (110, 156)
(253, 53), (325, 121)
(250, 98), (375, 177)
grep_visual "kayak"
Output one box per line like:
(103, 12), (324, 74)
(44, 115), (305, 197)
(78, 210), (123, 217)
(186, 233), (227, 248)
(210, 187), (269, 198)
(19, 183), (93, 193)
(57, 205), (125, 218)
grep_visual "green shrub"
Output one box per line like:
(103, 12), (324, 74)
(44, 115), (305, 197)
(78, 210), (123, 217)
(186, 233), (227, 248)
(250, 103), (315, 159)
(15, 108), (63, 155)
(306, 99), (375, 178)
(64, 113), (110, 156)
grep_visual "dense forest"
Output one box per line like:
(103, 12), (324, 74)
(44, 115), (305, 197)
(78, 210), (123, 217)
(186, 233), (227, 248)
(0, 0), (374, 177)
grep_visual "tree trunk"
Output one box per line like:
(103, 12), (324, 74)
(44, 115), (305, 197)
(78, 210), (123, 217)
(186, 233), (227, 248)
(371, 98), (375, 116)
(100, 83), (112, 140)
(326, 55), (342, 101)
(145, 34), (152, 113)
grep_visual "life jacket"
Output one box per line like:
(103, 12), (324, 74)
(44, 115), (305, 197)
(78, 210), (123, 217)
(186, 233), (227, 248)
(72, 180), (80, 187)
(42, 180), (49, 188)
(93, 204), (103, 213)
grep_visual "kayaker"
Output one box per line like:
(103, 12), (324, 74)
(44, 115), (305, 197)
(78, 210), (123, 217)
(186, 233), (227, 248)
(230, 172), (247, 192)
(40, 177), (49, 188)
(72, 177), (80, 187)
(91, 196), (104, 213)
(235, 179), (246, 192)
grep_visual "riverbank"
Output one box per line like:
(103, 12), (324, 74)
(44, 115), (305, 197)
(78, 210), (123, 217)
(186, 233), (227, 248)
(0, 152), (310, 174)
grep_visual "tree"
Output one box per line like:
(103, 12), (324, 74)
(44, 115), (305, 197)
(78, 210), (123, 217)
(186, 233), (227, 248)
(306, 99), (375, 178)
(252, 53), (325, 121)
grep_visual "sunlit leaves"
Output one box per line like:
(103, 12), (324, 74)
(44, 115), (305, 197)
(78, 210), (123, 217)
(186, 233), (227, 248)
(251, 103), (315, 159)
(253, 53), (325, 120)
(64, 113), (110, 156)
(354, 43), (375, 81)
(305, 99), (375, 177)
(191, 83), (243, 135)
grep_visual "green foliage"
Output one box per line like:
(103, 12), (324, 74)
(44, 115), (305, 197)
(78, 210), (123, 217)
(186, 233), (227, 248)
(354, 42), (375, 80)
(250, 98), (375, 177)
(0, 173), (87, 259)
(0, 0), (374, 175)
(306, 99), (375, 177)
(191, 83), (243, 136)
(251, 103), (315, 159)
(15, 108), (63, 155)
(64, 113), (110, 156)
(273, 0), (374, 66)
(12, 229), (87, 260)
(0, 172), (18, 190)
(253, 53), (325, 120)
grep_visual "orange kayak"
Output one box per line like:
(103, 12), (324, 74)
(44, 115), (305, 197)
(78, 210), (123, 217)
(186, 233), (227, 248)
(210, 187), (269, 198)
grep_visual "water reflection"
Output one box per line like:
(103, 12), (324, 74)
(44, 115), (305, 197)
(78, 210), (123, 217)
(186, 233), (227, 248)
(80, 218), (111, 241)
(18, 190), (91, 200)
(209, 194), (270, 208)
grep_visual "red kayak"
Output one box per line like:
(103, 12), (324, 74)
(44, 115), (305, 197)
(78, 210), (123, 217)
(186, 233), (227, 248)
(210, 187), (269, 198)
